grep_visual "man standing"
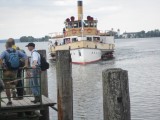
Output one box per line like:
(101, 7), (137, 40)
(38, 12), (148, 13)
(7, 38), (25, 100)
(0, 41), (28, 105)
(25, 43), (41, 103)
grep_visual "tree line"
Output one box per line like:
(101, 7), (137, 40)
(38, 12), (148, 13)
(20, 36), (51, 42)
(116, 29), (160, 39)
(19, 29), (160, 41)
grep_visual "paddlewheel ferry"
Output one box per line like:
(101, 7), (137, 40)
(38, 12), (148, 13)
(48, 0), (115, 64)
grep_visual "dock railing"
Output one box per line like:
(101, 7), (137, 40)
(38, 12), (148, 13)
(0, 67), (42, 107)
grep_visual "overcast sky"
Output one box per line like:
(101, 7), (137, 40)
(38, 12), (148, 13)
(0, 0), (160, 39)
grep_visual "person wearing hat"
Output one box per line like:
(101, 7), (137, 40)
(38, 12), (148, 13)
(26, 43), (41, 103)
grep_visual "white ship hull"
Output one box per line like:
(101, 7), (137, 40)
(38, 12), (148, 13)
(48, 39), (115, 64)
(70, 48), (101, 64)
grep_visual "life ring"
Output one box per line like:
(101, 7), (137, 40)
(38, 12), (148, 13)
(72, 29), (77, 34)
(87, 28), (92, 33)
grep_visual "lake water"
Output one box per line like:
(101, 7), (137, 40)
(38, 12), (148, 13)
(0, 38), (160, 120)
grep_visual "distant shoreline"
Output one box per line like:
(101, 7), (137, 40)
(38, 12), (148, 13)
(1, 36), (160, 43)
(0, 40), (49, 43)
(116, 36), (160, 39)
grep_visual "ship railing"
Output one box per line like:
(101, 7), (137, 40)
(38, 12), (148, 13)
(48, 32), (64, 38)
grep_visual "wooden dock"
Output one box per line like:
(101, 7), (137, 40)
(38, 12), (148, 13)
(0, 92), (56, 120)
(0, 50), (57, 120)
(0, 93), (55, 112)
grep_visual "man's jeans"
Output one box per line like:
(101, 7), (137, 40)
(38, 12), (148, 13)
(29, 68), (40, 96)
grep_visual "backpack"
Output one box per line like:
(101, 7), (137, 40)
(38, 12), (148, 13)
(6, 50), (20, 70)
(39, 53), (49, 71)
(33, 51), (49, 71)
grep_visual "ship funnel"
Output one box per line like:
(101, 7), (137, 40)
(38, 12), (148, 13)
(77, 0), (83, 20)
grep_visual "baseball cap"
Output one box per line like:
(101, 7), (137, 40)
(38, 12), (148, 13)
(25, 43), (35, 47)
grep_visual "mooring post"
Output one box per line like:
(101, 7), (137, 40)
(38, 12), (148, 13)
(102, 68), (131, 120)
(56, 50), (73, 120)
(38, 50), (49, 120)
(25, 57), (32, 95)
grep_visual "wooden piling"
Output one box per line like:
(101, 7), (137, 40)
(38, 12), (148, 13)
(56, 50), (73, 120)
(25, 57), (32, 95)
(102, 68), (130, 120)
(38, 50), (49, 120)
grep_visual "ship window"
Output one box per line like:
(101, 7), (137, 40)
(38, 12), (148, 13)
(84, 22), (88, 27)
(78, 50), (81, 56)
(74, 22), (78, 28)
(90, 22), (94, 27)
(79, 22), (82, 27)
(94, 23), (97, 27)
(65, 23), (69, 28)
(93, 37), (100, 42)
(72, 38), (78, 42)
(88, 22), (91, 27)
(67, 22), (73, 28)
(65, 38), (71, 44)
(87, 37), (92, 41)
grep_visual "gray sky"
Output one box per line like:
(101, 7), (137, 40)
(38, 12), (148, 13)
(0, 0), (160, 39)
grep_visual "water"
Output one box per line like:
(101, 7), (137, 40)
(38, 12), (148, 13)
(0, 38), (160, 120)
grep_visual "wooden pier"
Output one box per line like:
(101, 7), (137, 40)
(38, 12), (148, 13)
(0, 50), (56, 120)
(0, 94), (55, 120)
(1, 50), (131, 120)
(0, 93), (54, 113)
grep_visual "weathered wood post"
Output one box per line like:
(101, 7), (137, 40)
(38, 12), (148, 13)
(56, 50), (73, 120)
(38, 50), (49, 120)
(25, 57), (32, 95)
(102, 68), (130, 120)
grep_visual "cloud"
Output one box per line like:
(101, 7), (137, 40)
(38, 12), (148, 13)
(0, 0), (160, 39)
(86, 6), (121, 15)
(53, 0), (75, 6)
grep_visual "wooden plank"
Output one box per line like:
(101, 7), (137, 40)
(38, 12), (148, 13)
(27, 97), (41, 105)
(0, 92), (23, 107)
(42, 95), (53, 104)
(16, 98), (30, 107)
(1, 96), (55, 109)
(12, 99), (23, 107)
(1, 94), (55, 114)
(22, 96), (36, 106)
(1, 98), (22, 108)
